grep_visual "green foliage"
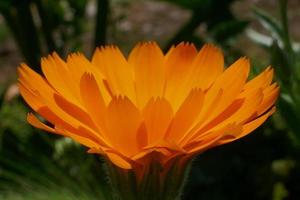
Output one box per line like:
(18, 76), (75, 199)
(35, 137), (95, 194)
(253, 8), (284, 41)
(250, 0), (300, 144)
(2, 189), (97, 200)
(0, 97), (112, 199)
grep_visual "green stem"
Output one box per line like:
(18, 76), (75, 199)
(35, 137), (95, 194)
(94, 0), (109, 48)
(279, 0), (293, 53)
(104, 156), (191, 200)
(33, 0), (57, 53)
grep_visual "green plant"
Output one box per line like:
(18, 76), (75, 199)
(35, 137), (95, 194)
(248, 0), (300, 144)
(0, 96), (111, 199)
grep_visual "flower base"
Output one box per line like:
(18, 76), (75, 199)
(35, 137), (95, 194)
(104, 156), (191, 200)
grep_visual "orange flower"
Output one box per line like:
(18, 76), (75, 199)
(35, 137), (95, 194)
(18, 42), (279, 171)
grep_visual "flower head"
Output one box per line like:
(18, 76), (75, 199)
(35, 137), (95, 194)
(18, 42), (279, 171)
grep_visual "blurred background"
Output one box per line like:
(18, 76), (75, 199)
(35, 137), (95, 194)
(0, 0), (299, 199)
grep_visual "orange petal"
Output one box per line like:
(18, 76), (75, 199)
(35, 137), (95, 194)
(129, 42), (165, 108)
(242, 107), (276, 137)
(142, 98), (173, 145)
(68, 53), (112, 105)
(199, 88), (264, 132)
(227, 88), (264, 123)
(190, 44), (224, 90)
(20, 74), (109, 149)
(80, 73), (107, 135)
(181, 57), (251, 145)
(18, 82), (43, 111)
(131, 147), (173, 161)
(136, 123), (148, 150)
(105, 151), (132, 169)
(18, 63), (56, 100)
(36, 106), (105, 145)
(178, 89), (223, 145)
(27, 113), (56, 133)
(105, 97), (142, 157)
(41, 54), (80, 104)
(257, 84), (279, 115)
(92, 46), (135, 102)
(54, 93), (97, 131)
(196, 57), (250, 125)
(165, 89), (204, 143)
(64, 53), (99, 100)
(196, 99), (244, 135)
(244, 66), (274, 90)
(19, 64), (108, 145)
(218, 107), (275, 145)
(208, 57), (250, 113)
(185, 99), (244, 144)
(185, 123), (242, 153)
(59, 126), (104, 149)
(28, 113), (101, 148)
(164, 42), (198, 110)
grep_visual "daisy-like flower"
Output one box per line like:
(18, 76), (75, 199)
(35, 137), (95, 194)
(18, 42), (279, 200)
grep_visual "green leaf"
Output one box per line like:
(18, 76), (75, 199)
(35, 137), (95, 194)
(270, 41), (292, 85)
(253, 7), (284, 42)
